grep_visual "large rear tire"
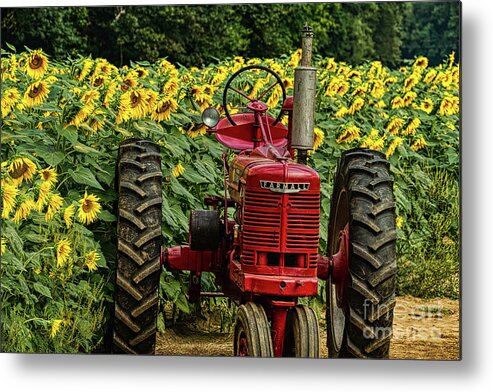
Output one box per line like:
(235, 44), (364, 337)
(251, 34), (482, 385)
(326, 149), (397, 358)
(283, 305), (319, 358)
(112, 138), (162, 354)
(234, 302), (273, 357)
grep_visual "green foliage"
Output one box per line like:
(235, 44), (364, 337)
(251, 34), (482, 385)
(2, 2), (459, 67)
(402, 2), (461, 65)
(1, 46), (459, 352)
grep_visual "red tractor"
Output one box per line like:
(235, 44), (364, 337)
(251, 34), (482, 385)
(112, 26), (397, 358)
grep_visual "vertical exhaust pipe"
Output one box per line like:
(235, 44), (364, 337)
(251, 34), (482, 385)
(292, 24), (317, 164)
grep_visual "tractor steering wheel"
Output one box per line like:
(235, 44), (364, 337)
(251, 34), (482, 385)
(222, 65), (287, 127)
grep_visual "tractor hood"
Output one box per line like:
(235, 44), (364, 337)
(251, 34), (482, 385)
(228, 150), (320, 203)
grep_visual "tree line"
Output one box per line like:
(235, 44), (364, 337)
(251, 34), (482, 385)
(1, 2), (460, 67)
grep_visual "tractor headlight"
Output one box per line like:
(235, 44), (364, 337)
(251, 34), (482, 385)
(202, 107), (220, 128)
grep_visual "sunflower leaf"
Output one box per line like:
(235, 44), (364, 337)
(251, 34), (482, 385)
(68, 167), (104, 190)
(56, 125), (78, 145)
(98, 210), (116, 222)
(36, 145), (65, 167)
(73, 143), (101, 155)
(33, 282), (52, 299)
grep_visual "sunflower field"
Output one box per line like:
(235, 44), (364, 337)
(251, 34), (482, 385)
(0, 46), (459, 352)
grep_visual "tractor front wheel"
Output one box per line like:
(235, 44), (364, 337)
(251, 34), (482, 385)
(234, 303), (273, 357)
(326, 149), (397, 358)
(112, 139), (162, 354)
(283, 305), (320, 358)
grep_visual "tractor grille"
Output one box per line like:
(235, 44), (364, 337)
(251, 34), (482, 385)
(242, 188), (319, 268)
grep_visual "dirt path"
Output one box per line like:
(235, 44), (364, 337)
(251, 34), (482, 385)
(156, 296), (459, 360)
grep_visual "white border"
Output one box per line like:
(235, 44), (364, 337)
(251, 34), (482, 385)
(2, 0), (492, 391)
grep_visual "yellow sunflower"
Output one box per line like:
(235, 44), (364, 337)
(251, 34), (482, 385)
(396, 216), (404, 229)
(326, 58), (338, 72)
(77, 192), (102, 225)
(402, 118), (421, 137)
(325, 77), (347, 97)
(403, 91), (417, 106)
(163, 77), (180, 96)
(423, 69), (437, 84)
(287, 49), (302, 68)
(171, 163), (185, 177)
(81, 89), (100, 105)
(439, 94), (459, 116)
(117, 89), (152, 122)
(35, 181), (52, 212)
(87, 109), (106, 133)
(90, 74), (107, 88)
(335, 106), (348, 118)
(63, 204), (76, 228)
(351, 84), (368, 97)
(384, 77), (397, 86)
(313, 128), (325, 151)
(249, 78), (268, 99)
(46, 193), (63, 221)
(411, 136), (427, 151)
(360, 129), (380, 148)
(23, 81), (50, 107)
(420, 98), (434, 114)
(78, 58), (94, 81)
(39, 168), (58, 187)
(370, 137), (386, 151)
(403, 74), (419, 91)
(103, 81), (118, 108)
(448, 51), (456, 69)
(413, 56), (429, 70)
(56, 238), (72, 268)
(50, 319), (63, 338)
(1, 87), (20, 116)
(68, 103), (93, 128)
(190, 85), (209, 103)
(211, 67), (228, 85)
(386, 137), (404, 159)
(94, 58), (116, 75)
(84, 250), (100, 272)
(374, 100), (386, 109)
(370, 81), (385, 99)
(8, 157), (37, 185)
(120, 72), (138, 92)
(186, 123), (208, 139)
(13, 198), (36, 223)
(386, 117), (405, 135)
(368, 61), (382, 79)
(391, 96), (405, 109)
(135, 67), (149, 79)
(1, 182), (19, 219)
(151, 97), (178, 122)
(24, 50), (49, 79)
(348, 97), (365, 115)
(336, 124), (360, 144)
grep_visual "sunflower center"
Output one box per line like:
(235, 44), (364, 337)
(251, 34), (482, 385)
(93, 77), (104, 87)
(10, 163), (28, 179)
(130, 93), (141, 108)
(30, 55), (43, 69)
(82, 199), (94, 213)
(28, 85), (41, 98)
(157, 102), (171, 114)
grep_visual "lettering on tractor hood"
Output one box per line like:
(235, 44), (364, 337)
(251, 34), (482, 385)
(260, 180), (310, 193)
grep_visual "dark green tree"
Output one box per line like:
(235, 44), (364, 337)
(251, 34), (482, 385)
(401, 1), (460, 65)
(1, 3), (460, 67)
(1, 7), (90, 58)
